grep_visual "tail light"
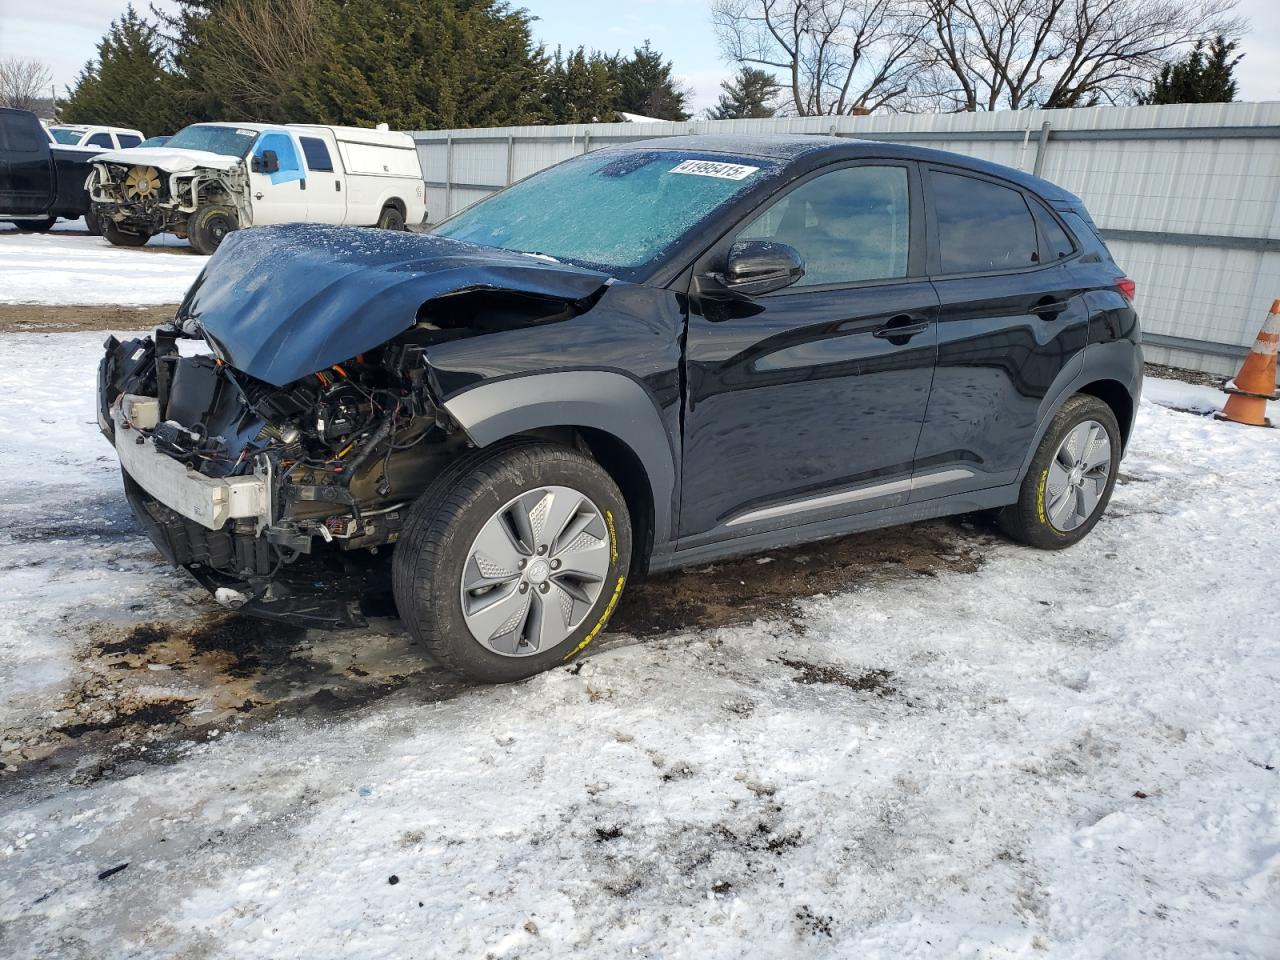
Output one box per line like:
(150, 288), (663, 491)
(1115, 276), (1136, 301)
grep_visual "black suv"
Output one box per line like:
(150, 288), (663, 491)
(98, 135), (1141, 683)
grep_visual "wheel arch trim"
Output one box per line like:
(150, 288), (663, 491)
(1016, 340), (1142, 483)
(441, 370), (678, 551)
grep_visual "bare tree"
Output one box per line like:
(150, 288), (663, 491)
(0, 56), (53, 112)
(712, 0), (926, 115)
(193, 0), (323, 121)
(915, 0), (1246, 110)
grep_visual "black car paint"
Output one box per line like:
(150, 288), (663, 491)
(108, 134), (1141, 614)
(0, 108), (96, 222)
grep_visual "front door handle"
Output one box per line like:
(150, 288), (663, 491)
(1031, 298), (1069, 318)
(873, 316), (930, 343)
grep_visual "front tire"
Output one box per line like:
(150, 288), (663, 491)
(188, 204), (239, 255)
(393, 442), (632, 683)
(13, 217), (56, 232)
(997, 394), (1121, 549)
(101, 219), (150, 247)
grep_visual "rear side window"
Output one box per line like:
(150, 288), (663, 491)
(117, 133), (142, 148)
(86, 132), (113, 148)
(931, 171), (1038, 273)
(1, 114), (43, 153)
(1031, 199), (1075, 261)
(300, 136), (334, 172)
(737, 165), (911, 286)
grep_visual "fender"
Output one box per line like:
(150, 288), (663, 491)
(441, 370), (679, 549)
(1015, 338), (1143, 482)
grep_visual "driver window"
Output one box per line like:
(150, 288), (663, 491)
(737, 165), (910, 287)
(254, 132), (302, 179)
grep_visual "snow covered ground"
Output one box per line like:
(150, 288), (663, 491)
(1, 332), (1278, 959)
(0, 221), (203, 305)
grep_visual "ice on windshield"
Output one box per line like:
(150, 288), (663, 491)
(164, 125), (258, 158)
(433, 150), (775, 272)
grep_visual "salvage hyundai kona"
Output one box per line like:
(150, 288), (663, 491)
(98, 135), (1142, 683)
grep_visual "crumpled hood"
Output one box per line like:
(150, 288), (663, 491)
(91, 147), (242, 171)
(177, 223), (611, 387)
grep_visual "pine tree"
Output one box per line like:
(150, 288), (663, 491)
(543, 47), (619, 123)
(707, 67), (780, 120)
(59, 5), (179, 133)
(614, 41), (689, 120)
(1140, 36), (1242, 105)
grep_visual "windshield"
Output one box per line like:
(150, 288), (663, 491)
(165, 124), (258, 158)
(433, 150), (775, 275)
(49, 128), (83, 145)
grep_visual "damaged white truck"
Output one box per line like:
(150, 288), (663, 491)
(86, 122), (426, 254)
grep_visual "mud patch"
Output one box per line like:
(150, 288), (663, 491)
(612, 518), (988, 637)
(185, 617), (308, 678)
(0, 303), (179, 334)
(775, 656), (895, 695)
(56, 698), (192, 739)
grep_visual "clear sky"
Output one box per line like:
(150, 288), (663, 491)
(1, 0), (1276, 119)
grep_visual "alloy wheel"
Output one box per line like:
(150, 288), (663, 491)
(1045, 419), (1112, 531)
(459, 486), (611, 656)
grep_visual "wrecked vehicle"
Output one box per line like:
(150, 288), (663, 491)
(98, 136), (1142, 683)
(86, 122), (426, 253)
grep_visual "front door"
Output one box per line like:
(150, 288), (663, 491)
(248, 131), (309, 225)
(680, 161), (939, 545)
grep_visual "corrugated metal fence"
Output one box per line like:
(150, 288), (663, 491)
(411, 103), (1280, 378)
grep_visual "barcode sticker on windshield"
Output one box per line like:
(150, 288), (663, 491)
(669, 160), (760, 180)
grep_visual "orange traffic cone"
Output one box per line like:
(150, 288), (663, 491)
(1216, 299), (1279, 427)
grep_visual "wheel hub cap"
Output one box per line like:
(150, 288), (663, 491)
(460, 485), (611, 657)
(1045, 419), (1112, 532)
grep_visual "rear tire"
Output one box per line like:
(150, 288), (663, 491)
(188, 204), (238, 255)
(997, 394), (1121, 550)
(393, 442), (632, 684)
(376, 204), (406, 230)
(13, 217), (56, 232)
(84, 211), (102, 236)
(101, 219), (150, 247)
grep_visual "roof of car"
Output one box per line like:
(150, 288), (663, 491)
(620, 134), (1080, 204)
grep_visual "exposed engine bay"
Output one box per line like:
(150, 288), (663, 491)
(87, 159), (248, 238)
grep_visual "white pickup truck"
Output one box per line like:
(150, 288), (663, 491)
(86, 122), (427, 254)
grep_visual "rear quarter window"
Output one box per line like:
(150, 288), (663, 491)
(931, 170), (1039, 274)
(1031, 199), (1076, 261)
(117, 134), (142, 148)
(300, 136), (334, 172)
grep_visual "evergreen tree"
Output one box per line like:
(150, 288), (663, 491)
(615, 41), (689, 120)
(1139, 35), (1242, 105)
(707, 67), (780, 119)
(305, 0), (547, 129)
(59, 5), (180, 133)
(543, 46), (619, 123)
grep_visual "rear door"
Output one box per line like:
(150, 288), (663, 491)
(915, 166), (1090, 498)
(680, 160), (939, 543)
(0, 111), (53, 215)
(247, 130), (309, 225)
(297, 132), (345, 224)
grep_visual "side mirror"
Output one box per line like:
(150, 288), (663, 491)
(252, 149), (279, 174)
(722, 240), (805, 296)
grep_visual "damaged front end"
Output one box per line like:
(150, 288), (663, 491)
(88, 155), (247, 238)
(97, 224), (611, 629)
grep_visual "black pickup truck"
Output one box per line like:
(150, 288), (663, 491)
(0, 107), (99, 232)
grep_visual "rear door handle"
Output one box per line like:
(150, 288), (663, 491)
(1031, 298), (1069, 318)
(873, 318), (930, 341)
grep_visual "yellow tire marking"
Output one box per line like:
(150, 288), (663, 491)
(564, 508), (623, 660)
(1037, 468), (1049, 525)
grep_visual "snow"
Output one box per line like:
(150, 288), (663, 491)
(2, 332), (1279, 958)
(0, 226), (203, 305)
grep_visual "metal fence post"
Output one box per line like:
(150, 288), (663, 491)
(1032, 121), (1052, 178)
(445, 135), (454, 217)
(505, 135), (514, 186)
(584, 131), (591, 154)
